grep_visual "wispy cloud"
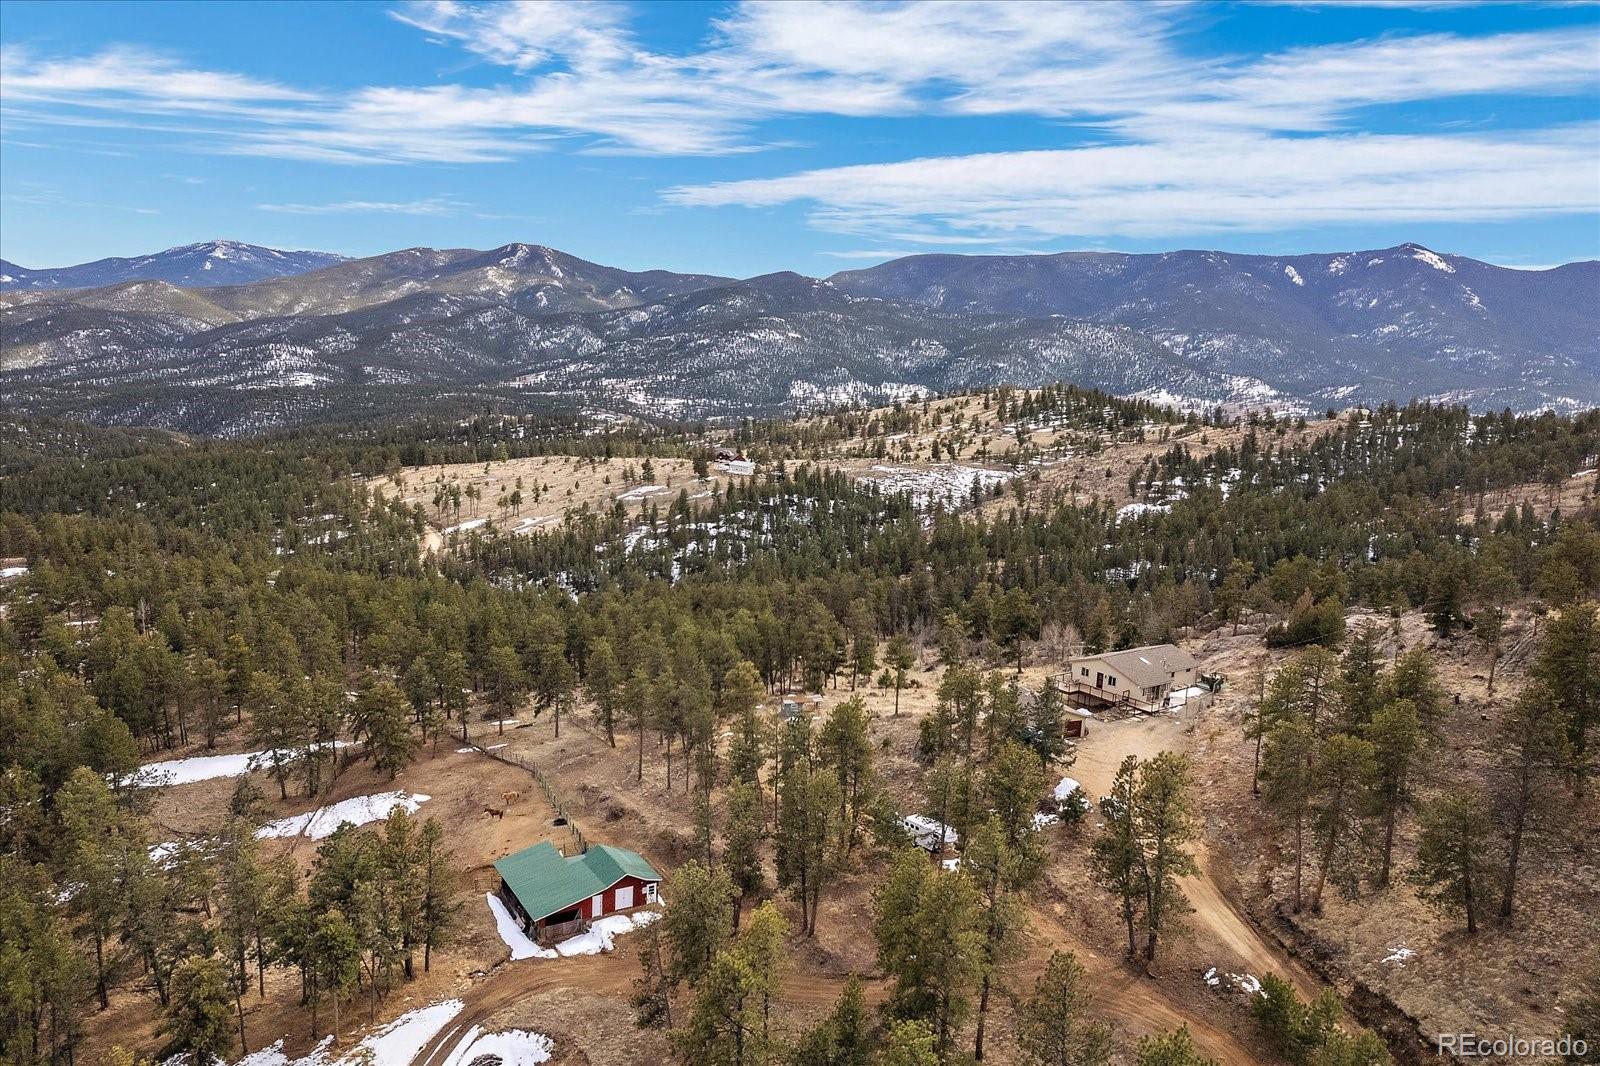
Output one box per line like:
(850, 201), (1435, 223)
(2, 2), (1596, 242)
(256, 196), (467, 215)
(669, 126), (1600, 240)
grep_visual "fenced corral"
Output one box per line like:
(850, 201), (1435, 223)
(468, 741), (589, 855)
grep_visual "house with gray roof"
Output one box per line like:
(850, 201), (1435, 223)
(1056, 643), (1199, 713)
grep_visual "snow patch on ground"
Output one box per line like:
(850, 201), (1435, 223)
(1053, 777), (1084, 803)
(866, 464), (1016, 510)
(437, 1025), (554, 1066)
(1116, 502), (1171, 521)
(256, 792), (430, 841)
(486, 892), (557, 960)
(208, 999), (461, 1065)
(555, 911), (659, 957)
(339, 999), (463, 1065)
(1204, 967), (1265, 997)
(130, 742), (348, 786)
(1283, 265), (1304, 286)
(1381, 944), (1417, 967)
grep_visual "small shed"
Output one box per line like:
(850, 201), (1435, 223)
(495, 842), (662, 945)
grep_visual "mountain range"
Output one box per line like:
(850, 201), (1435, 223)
(2, 239), (1594, 435)
(0, 240), (347, 291)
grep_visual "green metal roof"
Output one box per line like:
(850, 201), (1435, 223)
(494, 841), (662, 922)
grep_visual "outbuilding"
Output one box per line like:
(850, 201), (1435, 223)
(494, 841), (662, 945)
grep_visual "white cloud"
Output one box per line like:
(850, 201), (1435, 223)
(2, 2), (1596, 241)
(256, 196), (466, 215)
(668, 126), (1600, 239)
(389, 0), (634, 71)
(0, 45), (313, 105)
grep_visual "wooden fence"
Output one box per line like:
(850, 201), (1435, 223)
(469, 739), (588, 855)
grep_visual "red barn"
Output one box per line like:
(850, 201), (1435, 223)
(494, 841), (662, 945)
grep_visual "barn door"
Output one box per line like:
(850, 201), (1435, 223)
(590, 893), (605, 917)
(616, 885), (634, 910)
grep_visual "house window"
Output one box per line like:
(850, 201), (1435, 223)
(1107, 676), (1117, 687)
(1080, 667), (1089, 677)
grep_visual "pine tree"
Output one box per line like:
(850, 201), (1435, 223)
(723, 782), (767, 931)
(1308, 733), (1377, 911)
(792, 974), (871, 1066)
(662, 861), (735, 989)
(587, 637), (622, 746)
(1410, 787), (1498, 936)
(1016, 950), (1113, 1066)
(416, 818), (459, 973)
(1364, 699), (1422, 888)
(1091, 756), (1144, 959)
(1261, 718), (1319, 911)
(53, 768), (123, 1009)
(360, 679), (418, 779)
(164, 956), (236, 1065)
(1496, 681), (1569, 922)
(873, 850), (986, 1059)
(886, 635), (915, 718)
(879, 1019), (941, 1066)
(819, 695), (873, 852)
(1134, 1026), (1218, 1066)
(1135, 752), (1199, 963)
(1531, 603), (1600, 796)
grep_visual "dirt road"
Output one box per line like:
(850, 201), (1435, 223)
(1070, 711), (1323, 997)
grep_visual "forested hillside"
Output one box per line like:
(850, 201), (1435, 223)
(2, 393), (1597, 1066)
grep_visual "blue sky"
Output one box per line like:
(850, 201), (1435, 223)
(2, 0), (1597, 277)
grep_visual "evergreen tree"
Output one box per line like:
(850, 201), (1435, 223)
(1135, 752), (1199, 963)
(1134, 1026), (1218, 1066)
(723, 782), (767, 931)
(885, 635), (915, 718)
(1260, 718), (1319, 912)
(587, 637), (622, 746)
(874, 850), (986, 1060)
(1091, 756), (1144, 959)
(662, 861), (736, 989)
(1308, 734), (1377, 911)
(1410, 787), (1498, 936)
(792, 974), (871, 1066)
(1496, 682), (1569, 922)
(163, 956), (236, 1066)
(1364, 700), (1423, 888)
(1016, 950), (1114, 1066)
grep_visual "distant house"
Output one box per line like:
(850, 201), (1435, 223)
(494, 842), (662, 946)
(718, 458), (756, 476)
(1056, 643), (1199, 714)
